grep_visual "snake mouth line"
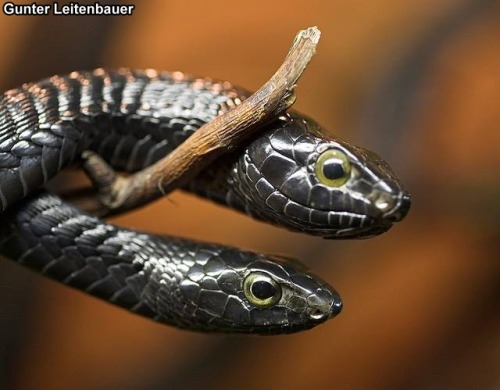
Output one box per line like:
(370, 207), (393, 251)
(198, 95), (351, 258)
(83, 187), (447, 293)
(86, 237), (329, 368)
(323, 221), (394, 239)
(241, 150), (407, 239)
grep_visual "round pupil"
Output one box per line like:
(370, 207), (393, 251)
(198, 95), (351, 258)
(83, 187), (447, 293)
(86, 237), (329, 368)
(251, 280), (276, 300)
(322, 158), (345, 180)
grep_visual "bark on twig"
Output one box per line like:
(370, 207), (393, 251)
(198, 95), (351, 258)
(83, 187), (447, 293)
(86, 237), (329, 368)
(82, 26), (321, 215)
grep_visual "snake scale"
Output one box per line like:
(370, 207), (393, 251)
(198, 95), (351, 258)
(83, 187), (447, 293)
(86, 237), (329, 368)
(0, 69), (410, 334)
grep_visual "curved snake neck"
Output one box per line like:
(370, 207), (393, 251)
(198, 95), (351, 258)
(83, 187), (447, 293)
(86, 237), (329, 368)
(0, 69), (409, 334)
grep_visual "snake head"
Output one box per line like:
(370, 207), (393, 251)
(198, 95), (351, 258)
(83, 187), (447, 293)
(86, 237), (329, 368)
(149, 244), (342, 334)
(236, 254), (343, 334)
(228, 113), (411, 239)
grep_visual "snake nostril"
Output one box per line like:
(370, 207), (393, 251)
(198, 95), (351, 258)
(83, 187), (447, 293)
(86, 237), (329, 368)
(384, 192), (411, 222)
(309, 308), (326, 320)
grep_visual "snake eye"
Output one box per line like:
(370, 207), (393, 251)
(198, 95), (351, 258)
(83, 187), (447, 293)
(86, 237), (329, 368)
(315, 149), (351, 187)
(243, 272), (281, 309)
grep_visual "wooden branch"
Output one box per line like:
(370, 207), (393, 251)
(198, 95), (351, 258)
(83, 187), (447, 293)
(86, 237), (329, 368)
(82, 26), (321, 215)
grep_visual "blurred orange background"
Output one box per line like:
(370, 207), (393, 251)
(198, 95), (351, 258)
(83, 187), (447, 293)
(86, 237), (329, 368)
(0, 1), (498, 389)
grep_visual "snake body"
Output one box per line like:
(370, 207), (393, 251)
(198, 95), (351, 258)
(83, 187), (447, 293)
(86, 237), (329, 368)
(0, 69), (410, 334)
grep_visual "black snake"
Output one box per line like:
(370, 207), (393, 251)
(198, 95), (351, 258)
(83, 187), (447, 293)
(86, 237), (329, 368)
(0, 69), (410, 334)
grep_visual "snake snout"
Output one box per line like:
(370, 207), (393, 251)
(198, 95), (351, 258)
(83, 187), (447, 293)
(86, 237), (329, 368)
(329, 296), (343, 318)
(383, 192), (411, 222)
(306, 290), (343, 320)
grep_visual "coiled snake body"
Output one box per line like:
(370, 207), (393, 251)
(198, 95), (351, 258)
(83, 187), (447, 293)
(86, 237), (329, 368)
(0, 69), (410, 334)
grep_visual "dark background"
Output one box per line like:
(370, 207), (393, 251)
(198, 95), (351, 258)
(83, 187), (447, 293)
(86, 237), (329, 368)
(0, 1), (498, 389)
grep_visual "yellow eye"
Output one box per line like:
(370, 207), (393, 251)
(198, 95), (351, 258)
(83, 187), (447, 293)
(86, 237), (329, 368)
(315, 149), (351, 187)
(243, 273), (281, 309)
